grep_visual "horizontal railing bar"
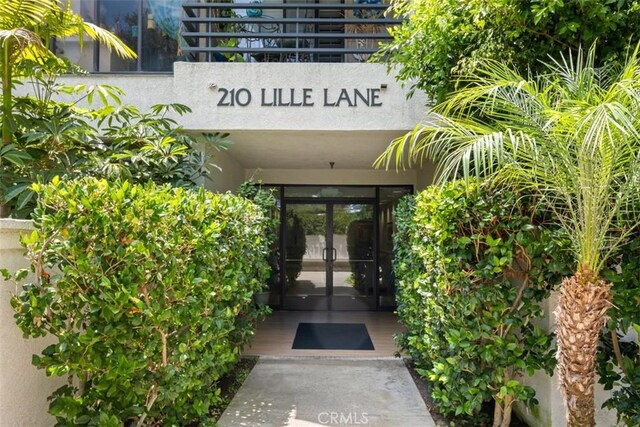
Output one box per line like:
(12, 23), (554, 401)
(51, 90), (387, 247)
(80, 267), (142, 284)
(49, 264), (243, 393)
(182, 47), (380, 54)
(182, 17), (402, 25)
(182, 32), (391, 39)
(183, 2), (391, 10)
(181, 2), (400, 62)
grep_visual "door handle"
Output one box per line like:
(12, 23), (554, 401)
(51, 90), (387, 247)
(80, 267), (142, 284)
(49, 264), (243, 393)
(332, 248), (337, 262)
(322, 248), (328, 262)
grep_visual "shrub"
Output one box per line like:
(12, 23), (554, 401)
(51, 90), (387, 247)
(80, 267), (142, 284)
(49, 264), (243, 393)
(237, 180), (279, 291)
(10, 178), (270, 425)
(378, 0), (640, 102)
(394, 179), (572, 425)
(597, 234), (640, 427)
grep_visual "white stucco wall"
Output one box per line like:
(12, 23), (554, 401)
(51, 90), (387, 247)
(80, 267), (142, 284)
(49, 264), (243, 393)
(207, 147), (246, 193)
(171, 63), (428, 132)
(46, 63), (428, 133)
(53, 73), (176, 112)
(0, 220), (61, 427)
(25, 63), (431, 181)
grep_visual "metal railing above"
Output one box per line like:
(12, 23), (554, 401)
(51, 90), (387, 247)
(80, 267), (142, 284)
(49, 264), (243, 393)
(181, 1), (401, 63)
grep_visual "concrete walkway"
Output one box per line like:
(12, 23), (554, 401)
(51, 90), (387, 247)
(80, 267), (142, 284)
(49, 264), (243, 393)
(218, 357), (435, 427)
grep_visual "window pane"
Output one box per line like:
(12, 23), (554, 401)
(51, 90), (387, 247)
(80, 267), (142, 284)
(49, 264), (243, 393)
(59, 0), (98, 71)
(141, 0), (184, 71)
(98, 0), (139, 71)
(284, 186), (376, 199)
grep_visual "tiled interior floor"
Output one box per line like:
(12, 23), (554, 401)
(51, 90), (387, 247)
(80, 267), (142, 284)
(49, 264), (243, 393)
(244, 311), (405, 357)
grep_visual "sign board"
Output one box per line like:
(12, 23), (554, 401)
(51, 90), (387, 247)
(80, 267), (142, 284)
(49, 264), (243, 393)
(216, 87), (383, 107)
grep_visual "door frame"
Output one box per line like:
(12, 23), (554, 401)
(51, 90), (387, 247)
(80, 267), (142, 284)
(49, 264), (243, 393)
(281, 197), (378, 311)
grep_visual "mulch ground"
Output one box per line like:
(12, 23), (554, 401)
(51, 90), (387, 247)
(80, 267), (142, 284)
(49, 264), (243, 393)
(209, 356), (258, 422)
(404, 358), (529, 427)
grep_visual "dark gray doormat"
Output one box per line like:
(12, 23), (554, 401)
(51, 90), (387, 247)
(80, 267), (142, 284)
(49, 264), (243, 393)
(291, 322), (375, 350)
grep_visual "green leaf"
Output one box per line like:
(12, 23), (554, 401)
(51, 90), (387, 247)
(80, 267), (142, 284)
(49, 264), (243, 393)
(4, 183), (31, 203)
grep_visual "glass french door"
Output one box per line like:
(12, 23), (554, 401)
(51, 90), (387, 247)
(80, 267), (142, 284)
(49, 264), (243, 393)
(283, 201), (376, 310)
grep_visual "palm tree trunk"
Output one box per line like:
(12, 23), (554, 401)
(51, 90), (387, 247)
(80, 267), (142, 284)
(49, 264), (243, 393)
(1, 40), (12, 217)
(1, 46), (9, 217)
(2, 38), (12, 146)
(554, 266), (611, 427)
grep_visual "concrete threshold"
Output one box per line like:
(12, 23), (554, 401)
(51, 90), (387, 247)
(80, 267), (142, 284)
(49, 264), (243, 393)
(218, 357), (435, 427)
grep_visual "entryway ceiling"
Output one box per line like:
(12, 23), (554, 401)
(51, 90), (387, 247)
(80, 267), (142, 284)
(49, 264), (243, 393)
(218, 130), (412, 169)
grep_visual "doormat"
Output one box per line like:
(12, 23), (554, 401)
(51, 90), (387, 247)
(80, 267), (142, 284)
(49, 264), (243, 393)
(292, 322), (375, 350)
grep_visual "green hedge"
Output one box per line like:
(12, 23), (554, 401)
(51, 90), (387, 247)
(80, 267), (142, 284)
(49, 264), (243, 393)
(11, 178), (271, 425)
(598, 234), (640, 426)
(394, 180), (572, 423)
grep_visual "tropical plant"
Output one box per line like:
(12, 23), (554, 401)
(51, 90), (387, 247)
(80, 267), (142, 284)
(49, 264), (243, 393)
(3, 83), (229, 217)
(92, 103), (231, 188)
(0, 77), (108, 216)
(376, 45), (640, 426)
(0, 0), (134, 144)
(0, 0), (135, 215)
(393, 180), (572, 427)
(9, 178), (271, 425)
(0, 55), (229, 217)
(377, 0), (640, 102)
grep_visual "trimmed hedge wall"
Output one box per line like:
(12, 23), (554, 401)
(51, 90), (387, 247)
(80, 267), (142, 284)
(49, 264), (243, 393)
(11, 178), (271, 425)
(394, 180), (572, 423)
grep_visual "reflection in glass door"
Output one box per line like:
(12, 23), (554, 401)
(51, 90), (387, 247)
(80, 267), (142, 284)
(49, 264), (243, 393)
(332, 203), (375, 310)
(284, 204), (328, 310)
(283, 202), (375, 310)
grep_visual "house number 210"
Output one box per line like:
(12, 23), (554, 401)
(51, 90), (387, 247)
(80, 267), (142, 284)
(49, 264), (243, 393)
(217, 88), (252, 107)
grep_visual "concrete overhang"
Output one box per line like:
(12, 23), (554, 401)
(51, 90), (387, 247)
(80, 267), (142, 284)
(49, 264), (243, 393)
(39, 63), (430, 171)
(212, 129), (407, 170)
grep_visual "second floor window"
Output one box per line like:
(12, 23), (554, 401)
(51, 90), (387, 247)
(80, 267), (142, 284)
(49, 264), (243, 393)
(63, 0), (183, 72)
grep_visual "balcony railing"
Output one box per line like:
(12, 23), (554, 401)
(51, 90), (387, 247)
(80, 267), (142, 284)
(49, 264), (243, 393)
(181, 1), (401, 63)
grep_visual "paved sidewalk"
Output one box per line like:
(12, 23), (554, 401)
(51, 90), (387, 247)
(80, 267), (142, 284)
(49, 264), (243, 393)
(218, 357), (435, 427)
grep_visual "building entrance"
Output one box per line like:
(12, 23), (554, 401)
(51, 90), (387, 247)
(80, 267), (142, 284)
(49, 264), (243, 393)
(269, 185), (411, 311)
(283, 201), (375, 310)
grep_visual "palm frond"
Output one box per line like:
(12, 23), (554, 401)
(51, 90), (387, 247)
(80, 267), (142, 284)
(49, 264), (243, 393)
(377, 43), (640, 276)
(79, 22), (136, 59)
(0, 0), (135, 62)
(0, 0), (58, 29)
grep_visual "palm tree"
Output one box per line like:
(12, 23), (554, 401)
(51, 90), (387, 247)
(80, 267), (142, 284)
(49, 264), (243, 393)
(0, 0), (135, 144)
(0, 0), (135, 216)
(376, 45), (640, 427)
